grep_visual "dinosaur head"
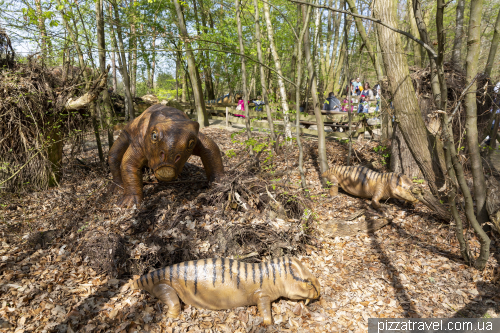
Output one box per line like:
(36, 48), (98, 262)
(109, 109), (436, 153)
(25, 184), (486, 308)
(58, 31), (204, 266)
(392, 174), (418, 203)
(284, 257), (321, 304)
(144, 119), (199, 182)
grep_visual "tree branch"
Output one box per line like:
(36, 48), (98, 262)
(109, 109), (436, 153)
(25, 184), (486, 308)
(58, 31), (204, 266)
(288, 0), (437, 59)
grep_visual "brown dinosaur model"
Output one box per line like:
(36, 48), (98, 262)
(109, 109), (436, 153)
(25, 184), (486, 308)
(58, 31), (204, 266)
(131, 257), (320, 325)
(322, 165), (418, 210)
(108, 104), (224, 207)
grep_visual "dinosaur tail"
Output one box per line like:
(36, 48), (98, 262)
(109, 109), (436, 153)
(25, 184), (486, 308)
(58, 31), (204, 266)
(132, 268), (166, 292)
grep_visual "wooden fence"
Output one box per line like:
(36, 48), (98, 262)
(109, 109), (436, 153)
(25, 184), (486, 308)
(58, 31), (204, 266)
(181, 104), (381, 140)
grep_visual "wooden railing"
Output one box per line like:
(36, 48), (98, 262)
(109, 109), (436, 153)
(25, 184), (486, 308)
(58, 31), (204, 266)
(181, 104), (381, 139)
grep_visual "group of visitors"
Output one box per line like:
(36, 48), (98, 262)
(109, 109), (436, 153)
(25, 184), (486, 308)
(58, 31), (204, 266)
(234, 96), (266, 117)
(320, 77), (381, 113)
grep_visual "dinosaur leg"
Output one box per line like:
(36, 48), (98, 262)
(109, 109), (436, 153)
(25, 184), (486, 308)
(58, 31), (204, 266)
(108, 132), (130, 193)
(151, 283), (181, 318)
(118, 146), (146, 208)
(371, 186), (387, 215)
(256, 295), (273, 325)
(324, 174), (339, 197)
(193, 132), (225, 181)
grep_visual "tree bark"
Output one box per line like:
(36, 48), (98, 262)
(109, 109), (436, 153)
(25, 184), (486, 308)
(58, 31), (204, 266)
(173, 0), (209, 127)
(485, 8), (500, 77)
(451, 0), (466, 69)
(303, 1), (329, 185)
(263, 1), (292, 141)
(391, 123), (422, 178)
(464, 0), (489, 225)
(374, 0), (445, 195)
(235, 0), (252, 140)
(96, 0), (114, 147)
(253, 0), (276, 147)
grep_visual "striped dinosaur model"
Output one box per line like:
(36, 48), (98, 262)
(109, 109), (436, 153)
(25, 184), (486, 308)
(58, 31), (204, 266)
(132, 257), (320, 325)
(322, 165), (418, 210)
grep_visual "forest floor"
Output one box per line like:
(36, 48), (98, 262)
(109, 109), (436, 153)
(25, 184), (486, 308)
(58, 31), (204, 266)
(1, 125), (500, 333)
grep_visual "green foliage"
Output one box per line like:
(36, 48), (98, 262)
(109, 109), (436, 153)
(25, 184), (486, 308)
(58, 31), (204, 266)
(373, 145), (390, 165)
(412, 176), (425, 184)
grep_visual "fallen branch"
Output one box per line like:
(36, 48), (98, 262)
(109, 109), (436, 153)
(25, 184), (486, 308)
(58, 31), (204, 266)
(64, 65), (110, 110)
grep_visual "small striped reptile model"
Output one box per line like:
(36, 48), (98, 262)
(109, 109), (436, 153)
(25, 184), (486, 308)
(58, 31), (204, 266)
(132, 257), (320, 325)
(322, 165), (418, 210)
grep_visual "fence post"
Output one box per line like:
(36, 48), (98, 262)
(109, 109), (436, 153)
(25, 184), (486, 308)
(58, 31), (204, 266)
(226, 107), (229, 128)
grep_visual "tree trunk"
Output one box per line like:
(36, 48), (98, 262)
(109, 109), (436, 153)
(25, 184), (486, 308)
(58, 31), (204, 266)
(235, 0), (252, 140)
(391, 123), (422, 178)
(198, 0), (216, 100)
(263, 1), (292, 141)
(182, 70), (187, 103)
(374, 0), (445, 195)
(96, 0), (114, 148)
(253, 0), (276, 146)
(325, 0), (344, 93)
(296, 4), (312, 189)
(34, 0), (51, 64)
(407, 0), (423, 67)
(345, 0), (383, 81)
(485, 8), (500, 77)
(451, 0), (466, 69)
(303, 2), (329, 185)
(464, 0), (489, 225)
(173, 0), (209, 127)
(110, 1), (134, 119)
(129, 0), (137, 98)
(111, 50), (117, 93)
(412, 0), (441, 108)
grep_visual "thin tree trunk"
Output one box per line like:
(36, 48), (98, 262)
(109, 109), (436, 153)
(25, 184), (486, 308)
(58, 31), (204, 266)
(129, 0), (137, 98)
(110, 1), (135, 119)
(296, 4), (312, 189)
(96, 0), (114, 147)
(35, 0), (50, 64)
(253, 0), (276, 147)
(173, 0), (209, 127)
(485, 8), (500, 77)
(235, 0), (252, 140)
(325, 0), (344, 93)
(111, 50), (117, 93)
(464, 0), (489, 225)
(303, 2), (329, 185)
(57, 0), (104, 164)
(263, 1), (292, 141)
(182, 70), (187, 103)
(412, 0), (441, 108)
(345, 0), (383, 81)
(407, 0), (422, 67)
(451, 0), (466, 69)
(374, 0), (445, 195)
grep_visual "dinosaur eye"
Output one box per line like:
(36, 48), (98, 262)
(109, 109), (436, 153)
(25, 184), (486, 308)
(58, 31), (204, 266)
(152, 132), (158, 141)
(188, 139), (195, 149)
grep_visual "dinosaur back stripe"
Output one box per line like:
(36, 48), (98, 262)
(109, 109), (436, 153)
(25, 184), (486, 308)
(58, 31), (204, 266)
(132, 257), (309, 294)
